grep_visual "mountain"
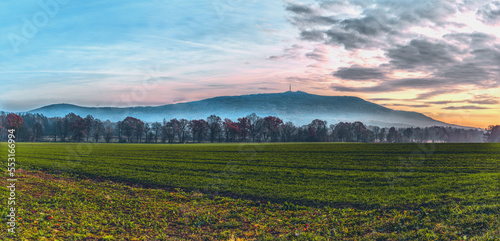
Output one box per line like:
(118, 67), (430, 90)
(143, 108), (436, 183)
(28, 91), (455, 127)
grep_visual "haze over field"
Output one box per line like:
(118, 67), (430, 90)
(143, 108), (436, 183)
(1, 0), (499, 127)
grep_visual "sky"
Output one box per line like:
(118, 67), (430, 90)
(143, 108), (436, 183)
(0, 0), (499, 128)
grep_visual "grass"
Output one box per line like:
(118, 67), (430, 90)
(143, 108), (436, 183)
(1, 142), (500, 240)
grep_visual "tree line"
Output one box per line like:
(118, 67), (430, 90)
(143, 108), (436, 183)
(0, 112), (498, 143)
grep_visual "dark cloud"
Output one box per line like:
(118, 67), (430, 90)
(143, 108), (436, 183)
(300, 30), (325, 41)
(368, 97), (409, 101)
(443, 106), (490, 110)
(471, 47), (500, 67)
(324, 30), (370, 49)
(285, 0), (459, 50)
(477, 1), (500, 24)
(256, 87), (278, 90)
(385, 103), (431, 108)
(435, 63), (493, 84)
(468, 94), (499, 104)
(394, 1), (456, 25)
(290, 16), (338, 28)
(415, 89), (462, 100)
(285, 3), (313, 15)
(468, 99), (498, 104)
(267, 44), (303, 60)
(331, 84), (390, 93)
(333, 66), (386, 80)
(444, 32), (495, 49)
(286, 1), (500, 99)
(426, 95), (499, 105)
(388, 78), (445, 88)
(426, 100), (460, 105)
(386, 40), (458, 70)
(332, 78), (462, 97)
(305, 48), (328, 62)
(304, 16), (338, 25)
(341, 16), (393, 36)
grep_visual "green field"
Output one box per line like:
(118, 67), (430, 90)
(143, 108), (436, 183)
(2, 143), (500, 240)
(16, 143), (500, 208)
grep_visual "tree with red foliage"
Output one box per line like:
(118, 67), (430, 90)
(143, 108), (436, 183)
(188, 119), (208, 143)
(263, 116), (283, 142)
(6, 113), (23, 131)
(223, 119), (240, 142)
(237, 117), (250, 141)
(308, 119), (328, 142)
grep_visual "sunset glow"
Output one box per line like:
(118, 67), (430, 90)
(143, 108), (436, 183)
(1, 0), (499, 128)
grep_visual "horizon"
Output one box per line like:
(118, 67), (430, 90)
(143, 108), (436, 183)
(1, 1), (499, 128)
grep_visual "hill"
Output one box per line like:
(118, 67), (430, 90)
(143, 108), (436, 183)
(29, 91), (454, 127)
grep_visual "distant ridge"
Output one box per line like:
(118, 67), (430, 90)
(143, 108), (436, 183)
(28, 91), (459, 128)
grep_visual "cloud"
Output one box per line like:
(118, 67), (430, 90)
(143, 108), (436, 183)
(331, 85), (387, 93)
(368, 97), (409, 101)
(426, 94), (499, 105)
(471, 47), (500, 67)
(443, 32), (495, 49)
(443, 106), (491, 110)
(285, 3), (313, 15)
(341, 16), (393, 36)
(426, 100), (460, 105)
(285, 0), (459, 50)
(332, 78), (450, 93)
(477, 1), (500, 24)
(331, 77), (471, 100)
(386, 39), (458, 70)
(303, 16), (338, 25)
(284, 0), (500, 103)
(384, 103), (431, 108)
(428, 97), (499, 105)
(324, 29), (371, 49)
(300, 30), (326, 41)
(333, 66), (386, 80)
(305, 47), (329, 62)
(267, 44), (304, 60)
(285, 76), (314, 83)
(468, 94), (500, 104)
(435, 63), (492, 84)
(415, 89), (462, 100)
(330, 37), (499, 95)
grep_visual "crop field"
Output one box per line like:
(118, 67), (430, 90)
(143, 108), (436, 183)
(2, 142), (500, 240)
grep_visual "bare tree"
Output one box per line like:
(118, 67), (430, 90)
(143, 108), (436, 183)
(151, 122), (161, 143)
(92, 119), (104, 142)
(247, 113), (263, 142)
(104, 126), (114, 143)
(178, 119), (189, 143)
(207, 115), (222, 143)
(281, 121), (297, 142)
(84, 115), (94, 142)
